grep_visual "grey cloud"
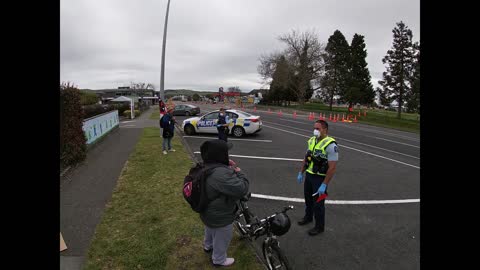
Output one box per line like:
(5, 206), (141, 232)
(61, 0), (419, 92)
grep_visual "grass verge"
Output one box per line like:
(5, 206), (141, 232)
(255, 103), (419, 133)
(83, 127), (263, 270)
(150, 106), (160, 119)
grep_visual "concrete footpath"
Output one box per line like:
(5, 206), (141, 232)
(60, 107), (158, 270)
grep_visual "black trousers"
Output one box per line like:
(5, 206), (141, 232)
(217, 127), (228, 142)
(304, 172), (327, 229)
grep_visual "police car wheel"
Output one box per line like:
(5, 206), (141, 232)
(185, 111), (190, 116)
(184, 124), (195, 135)
(232, 126), (245, 137)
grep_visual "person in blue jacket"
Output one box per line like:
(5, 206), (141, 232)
(161, 107), (176, 155)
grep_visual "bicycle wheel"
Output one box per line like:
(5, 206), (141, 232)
(234, 215), (248, 236)
(262, 240), (292, 270)
(234, 202), (251, 237)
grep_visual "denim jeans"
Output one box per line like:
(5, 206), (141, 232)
(162, 137), (172, 151)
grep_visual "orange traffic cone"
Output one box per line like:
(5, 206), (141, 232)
(293, 111), (297, 118)
(268, 108), (271, 114)
(278, 110), (283, 117)
(353, 115), (358, 123)
(329, 113), (332, 120)
(254, 106), (257, 112)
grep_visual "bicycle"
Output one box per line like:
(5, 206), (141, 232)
(234, 192), (294, 270)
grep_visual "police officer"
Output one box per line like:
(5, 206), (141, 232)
(217, 108), (230, 142)
(296, 119), (339, 235)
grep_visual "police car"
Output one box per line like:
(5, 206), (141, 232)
(182, 109), (262, 137)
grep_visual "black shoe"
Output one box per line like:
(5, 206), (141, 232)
(204, 247), (212, 253)
(308, 227), (324, 236)
(297, 217), (313, 226)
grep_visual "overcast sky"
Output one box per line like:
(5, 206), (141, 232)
(60, 0), (419, 92)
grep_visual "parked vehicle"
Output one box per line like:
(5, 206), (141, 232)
(172, 104), (200, 116)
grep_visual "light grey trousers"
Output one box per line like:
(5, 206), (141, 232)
(203, 224), (233, 265)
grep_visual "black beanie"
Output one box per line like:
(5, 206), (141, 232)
(200, 140), (229, 165)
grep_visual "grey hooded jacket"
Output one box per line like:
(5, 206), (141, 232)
(200, 166), (249, 228)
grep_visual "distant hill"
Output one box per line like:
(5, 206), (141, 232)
(159, 89), (216, 97)
(248, 89), (268, 95)
(157, 89), (251, 97)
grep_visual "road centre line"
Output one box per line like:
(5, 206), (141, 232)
(193, 152), (302, 162)
(262, 121), (419, 159)
(267, 117), (419, 142)
(184, 136), (272, 142)
(262, 124), (420, 169)
(251, 193), (420, 204)
(373, 136), (420, 148)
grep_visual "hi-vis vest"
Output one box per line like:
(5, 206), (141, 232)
(306, 136), (337, 176)
(217, 114), (227, 126)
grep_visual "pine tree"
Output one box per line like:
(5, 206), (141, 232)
(321, 30), (350, 111)
(269, 55), (291, 106)
(406, 42), (420, 113)
(378, 21), (416, 118)
(345, 34), (375, 107)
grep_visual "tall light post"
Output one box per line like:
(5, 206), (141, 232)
(160, 0), (171, 101)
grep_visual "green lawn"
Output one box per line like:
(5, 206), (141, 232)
(83, 128), (263, 270)
(255, 103), (419, 133)
(150, 105), (160, 119)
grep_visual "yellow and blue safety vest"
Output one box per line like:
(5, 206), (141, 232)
(305, 136), (337, 176)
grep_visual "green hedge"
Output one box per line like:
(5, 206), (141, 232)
(60, 83), (87, 167)
(83, 103), (130, 119)
(123, 110), (141, 118)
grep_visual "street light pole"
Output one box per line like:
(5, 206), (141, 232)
(160, 0), (171, 101)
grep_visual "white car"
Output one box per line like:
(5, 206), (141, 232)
(182, 109), (262, 137)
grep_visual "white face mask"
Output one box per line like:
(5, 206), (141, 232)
(313, 129), (320, 137)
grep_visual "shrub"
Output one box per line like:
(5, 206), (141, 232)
(60, 82), (87, 167)
(82, 103), (129, 119)
(79, 90), (100, 105)
(123, 110), (141, 118)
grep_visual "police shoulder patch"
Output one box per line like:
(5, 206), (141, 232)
(334, 145), (338, 153)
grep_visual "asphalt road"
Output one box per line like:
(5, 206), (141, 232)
(175, 102), (420, 270)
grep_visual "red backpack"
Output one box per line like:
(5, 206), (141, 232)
(182, 163), (225, 213)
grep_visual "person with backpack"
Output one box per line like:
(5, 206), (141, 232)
(161, 107), (176, 155)
(198, 140), (249, 267)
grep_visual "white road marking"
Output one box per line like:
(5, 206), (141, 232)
(184, 136), (272, 142)
(263, 124), (420, 169)
(373, 136), (420, 148)
(193, 152), (301, 162)
(251, 193), (420, 204)
(263, 121), (419, 160)
(267, 116), (420, 142)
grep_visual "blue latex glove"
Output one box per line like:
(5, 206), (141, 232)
(313, 183), (327, 196)
(297, 172), (304, 184)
